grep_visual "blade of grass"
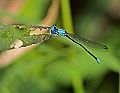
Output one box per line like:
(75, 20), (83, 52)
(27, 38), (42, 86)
(60, 0), (85, 93)
(70, 50), (85, 93)
(60, 0), (73, 33)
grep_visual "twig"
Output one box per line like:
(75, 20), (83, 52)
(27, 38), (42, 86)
(0, 0), (60, 68)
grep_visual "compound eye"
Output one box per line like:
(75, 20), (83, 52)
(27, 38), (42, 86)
(51, 25), (57, 34)
(52, 25), (56, 29)
(53, 25), (56, 29)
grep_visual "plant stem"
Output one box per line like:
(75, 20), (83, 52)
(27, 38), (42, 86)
(60, 0), (73, 33)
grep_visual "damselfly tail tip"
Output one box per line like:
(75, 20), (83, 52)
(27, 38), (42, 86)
(96, 58), (101, 64)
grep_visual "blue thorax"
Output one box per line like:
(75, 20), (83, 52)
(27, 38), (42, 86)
(58, 29), (65, 36)
(51, 25), (66, 36)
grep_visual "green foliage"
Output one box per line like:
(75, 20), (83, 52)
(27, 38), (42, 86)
(0, 0), (119, 93)
(18, 0), (51, 24)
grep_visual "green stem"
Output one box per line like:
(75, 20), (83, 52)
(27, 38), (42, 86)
(61, 0), (85, 93)
(70, 50), (85, 93)
(60, 0), (73, 33)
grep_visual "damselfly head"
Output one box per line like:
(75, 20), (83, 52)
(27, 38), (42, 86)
(51, 25), (66, 36)
(51, 24), (57, 34)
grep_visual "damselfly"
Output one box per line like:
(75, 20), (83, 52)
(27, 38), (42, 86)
(0, 24), (108, 63)
(51, 25), (108, 64)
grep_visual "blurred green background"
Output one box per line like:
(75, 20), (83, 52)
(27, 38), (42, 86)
(0, 0), (119, 93)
